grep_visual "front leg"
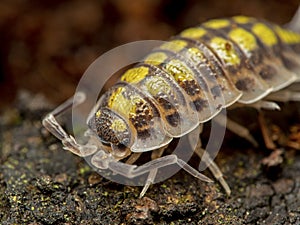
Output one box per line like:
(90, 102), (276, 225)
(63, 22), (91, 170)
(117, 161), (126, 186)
(42, 92), (97, 157)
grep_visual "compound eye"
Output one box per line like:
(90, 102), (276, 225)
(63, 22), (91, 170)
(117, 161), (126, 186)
(88, 108), (132, 149)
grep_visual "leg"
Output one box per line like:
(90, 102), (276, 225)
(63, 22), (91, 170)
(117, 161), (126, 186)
(218, 99), (286, 147)
(139, 169), (158, 198)
(42, 92), (97, 157)
(248, 100), (280, 111)
(91, 150), (213, 197)
(196, 126), (231, 196)
(151, 146), (167, 159)
(226, 92), (300, 147)
(194, 146), (231, 196)
(125, 147), (167, 197)
(139, 146), (168, 198)
(125, 146), (166, 167)
(213, 113), (258, 147)
(230, 100), (280, 110)
(265, 90), (300, 102)
(125, 153), (142, 165)
(258, 111), (277, 150)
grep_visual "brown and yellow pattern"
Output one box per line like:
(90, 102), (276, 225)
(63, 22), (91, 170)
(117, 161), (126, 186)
(91, 16), (300, 152)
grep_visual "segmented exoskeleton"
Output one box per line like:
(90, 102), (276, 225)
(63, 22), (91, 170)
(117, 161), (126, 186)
(43, 9), (300, 197)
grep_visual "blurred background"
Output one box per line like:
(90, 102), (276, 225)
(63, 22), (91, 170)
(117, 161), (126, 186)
(0, 0), (299, 110)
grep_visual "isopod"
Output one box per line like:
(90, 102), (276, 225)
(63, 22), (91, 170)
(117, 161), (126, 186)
(43, 7), (300, 197)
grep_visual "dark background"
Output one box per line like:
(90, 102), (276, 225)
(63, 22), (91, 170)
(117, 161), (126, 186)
(0, 0), (299, 108)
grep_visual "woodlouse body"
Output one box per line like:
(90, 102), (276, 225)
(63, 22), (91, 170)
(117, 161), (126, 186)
(89, 16), (300, 156)
(43, 14), (300, 197)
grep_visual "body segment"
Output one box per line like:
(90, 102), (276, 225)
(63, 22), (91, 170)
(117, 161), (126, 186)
(91, 16), (300, 153)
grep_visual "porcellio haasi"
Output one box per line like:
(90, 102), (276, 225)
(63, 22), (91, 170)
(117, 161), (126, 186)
(43, 9), (300, 197)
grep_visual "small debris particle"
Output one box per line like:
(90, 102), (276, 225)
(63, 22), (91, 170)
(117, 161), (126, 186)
(272, 178), (294, 194)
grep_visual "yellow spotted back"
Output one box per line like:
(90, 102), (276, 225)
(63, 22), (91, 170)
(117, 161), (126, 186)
(93, 16), (300, 152)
